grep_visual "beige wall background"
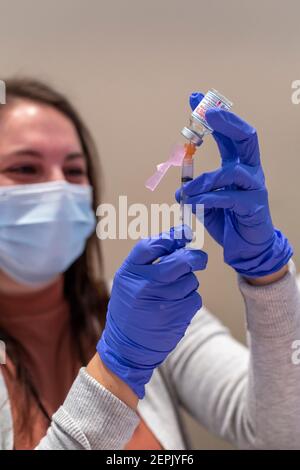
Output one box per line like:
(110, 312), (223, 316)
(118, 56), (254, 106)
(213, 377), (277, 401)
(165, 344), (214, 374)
(1, 0), (300, 449)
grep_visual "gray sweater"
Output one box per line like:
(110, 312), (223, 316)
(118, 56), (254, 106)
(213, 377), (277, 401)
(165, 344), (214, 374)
(1, 261), (300, 450)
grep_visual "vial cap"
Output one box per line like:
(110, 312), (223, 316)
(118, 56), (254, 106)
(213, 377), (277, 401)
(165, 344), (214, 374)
(181, 127), (203, 146)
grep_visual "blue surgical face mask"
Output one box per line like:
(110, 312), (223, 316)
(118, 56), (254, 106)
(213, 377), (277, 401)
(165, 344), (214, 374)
(0, 180), (96, 285)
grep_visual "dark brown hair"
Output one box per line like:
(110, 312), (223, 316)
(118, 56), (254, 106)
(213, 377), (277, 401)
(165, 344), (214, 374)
(0, 77), (109, 439)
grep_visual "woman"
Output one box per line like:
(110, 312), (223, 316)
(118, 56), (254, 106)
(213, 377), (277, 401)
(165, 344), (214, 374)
(0, 78), (109, 449)
(0, 78), (299, 450)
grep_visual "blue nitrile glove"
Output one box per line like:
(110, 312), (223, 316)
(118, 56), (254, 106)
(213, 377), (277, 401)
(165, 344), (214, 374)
(97, 226), (207, 399)
(176, 92), (293, 278)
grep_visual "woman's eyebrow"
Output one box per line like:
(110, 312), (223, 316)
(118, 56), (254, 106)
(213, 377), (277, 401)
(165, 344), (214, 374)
(4, 150), (85, 160)
(7, 149), (43, 158)
(65, 152), (85, 161)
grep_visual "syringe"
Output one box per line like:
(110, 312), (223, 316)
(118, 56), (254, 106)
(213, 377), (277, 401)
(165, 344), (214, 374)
(180, 89), (232, 247)
(180, 142), (199, 246)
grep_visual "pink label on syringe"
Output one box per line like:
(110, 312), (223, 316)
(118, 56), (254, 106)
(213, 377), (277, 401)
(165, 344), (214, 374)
(145, 144), (186, 191)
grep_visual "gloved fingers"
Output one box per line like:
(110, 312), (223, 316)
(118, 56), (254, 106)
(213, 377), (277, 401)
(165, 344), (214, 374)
(127, 226), (192, 265)
(189, 91), (205, 111)
(155, 248), (208, 281)
(204, 208), (225, 245)
(175, 187), (225, 243)
(188, 92), (238, 164)
(175, 187), (181, 204)
(139, 272), (199, 301)
(205, 108), (261, 167)
(150, 291), (202, 332)
(182, 164), (260, 196)
(162, 290), (202, 323)
(184, 189), (260, 217)
(211, 131), (238, 165)
(177, 291), (202, 321)
(127, 248), (208, 282)
(184, 190), (236, 211)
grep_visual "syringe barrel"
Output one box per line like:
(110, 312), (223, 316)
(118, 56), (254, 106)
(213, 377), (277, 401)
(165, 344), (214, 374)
(180, 160), (194, 237)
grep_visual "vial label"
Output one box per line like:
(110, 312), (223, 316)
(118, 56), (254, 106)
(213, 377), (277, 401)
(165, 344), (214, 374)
(192, 89), (233, 132)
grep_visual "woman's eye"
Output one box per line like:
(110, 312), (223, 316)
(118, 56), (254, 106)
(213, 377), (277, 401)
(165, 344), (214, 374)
(6, 165), (38, 174)
(64, 167), (86, 177)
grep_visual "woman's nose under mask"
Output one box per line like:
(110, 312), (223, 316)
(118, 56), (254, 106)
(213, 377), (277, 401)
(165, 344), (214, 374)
(0, 180), (96, 285)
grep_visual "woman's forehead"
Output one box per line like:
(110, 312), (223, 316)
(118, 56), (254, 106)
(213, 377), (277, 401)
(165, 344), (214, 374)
(0, 100), (82, 150)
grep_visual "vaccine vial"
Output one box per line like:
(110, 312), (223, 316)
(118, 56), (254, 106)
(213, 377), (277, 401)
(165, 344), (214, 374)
(181, 89), (233, 145)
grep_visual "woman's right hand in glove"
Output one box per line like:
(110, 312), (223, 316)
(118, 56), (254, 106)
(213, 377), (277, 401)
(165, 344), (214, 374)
(95, 226), (207, 400)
